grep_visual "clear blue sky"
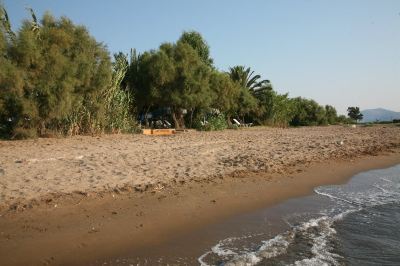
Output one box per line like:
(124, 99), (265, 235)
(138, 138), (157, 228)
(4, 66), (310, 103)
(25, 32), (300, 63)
(4, 0), (400, 114)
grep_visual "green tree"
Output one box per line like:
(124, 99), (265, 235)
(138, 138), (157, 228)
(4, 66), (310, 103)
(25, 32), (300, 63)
(337, 115), (352, 124)
(236, 87), (258, 123)
(347, 106), (363, 122)
(228, 65), (270, 92)
(0, 5), (35, 138)
(269, 93), (296, 127)
(127, 41), (213, 128)
(250, 84), (274, 124)
(209, 71), (241, 124)
(129, 48), (173, 123)
(255, 88), (295, 127)
(27, 13), (110, 134)
(291, 97), (327, 126)
(325, 105), (338, 124)
(162, 42), (213, 128)
(1, 8), (114, 137)
(178, 30), (213, 67)
(228, 66), (269, 122)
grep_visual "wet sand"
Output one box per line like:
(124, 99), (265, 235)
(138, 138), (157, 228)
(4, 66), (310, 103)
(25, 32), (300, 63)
(0, 149), (399, 265)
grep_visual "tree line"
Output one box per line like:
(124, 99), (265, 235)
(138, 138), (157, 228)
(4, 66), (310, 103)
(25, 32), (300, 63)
(1, 6), (353, 139)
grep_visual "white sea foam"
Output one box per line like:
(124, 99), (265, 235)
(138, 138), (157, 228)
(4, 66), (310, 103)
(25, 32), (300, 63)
(291, 211), (360, 266)
(373, 184), (389, 193)
(198, 251), (212, 266)
(313, 189), (363, 207)
(198, 204), (364, 266)
(211, 242), (237, 256)
(223, 232), (294, 266)
(198, 234), (265, 266)
(380, 176), (393, 183)
(199, 215), (347, 266)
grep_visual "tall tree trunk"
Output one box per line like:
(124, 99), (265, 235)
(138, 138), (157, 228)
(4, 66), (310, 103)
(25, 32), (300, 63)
(40, 120), (46, 136)
(172, 107), (186, 129)
(179, 111), (185, 129)
(172, 111), (180, 129)
(227, 114), (232, 126)
(189, 108), (194, 128)
(144, 106), (151, 128)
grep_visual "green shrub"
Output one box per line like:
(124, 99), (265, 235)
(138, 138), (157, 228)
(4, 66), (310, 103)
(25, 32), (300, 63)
(195, 113), (227, 131)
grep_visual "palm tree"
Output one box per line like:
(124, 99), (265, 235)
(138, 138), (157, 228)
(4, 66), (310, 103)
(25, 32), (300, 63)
(228, 65), (271, 93)
(227, 66), (272, 124)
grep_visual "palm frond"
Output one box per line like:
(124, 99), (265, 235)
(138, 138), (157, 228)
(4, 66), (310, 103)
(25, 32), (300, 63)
(0, 6), (16, 40)
(229, 65), (272, 94)
(25, 7), (41, 38)
(246, 74), (261, 89)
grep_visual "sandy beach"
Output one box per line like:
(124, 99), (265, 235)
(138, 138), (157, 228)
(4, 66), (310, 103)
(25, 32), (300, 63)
(1, 125), (399, 211)
(0, 125), (400, 265)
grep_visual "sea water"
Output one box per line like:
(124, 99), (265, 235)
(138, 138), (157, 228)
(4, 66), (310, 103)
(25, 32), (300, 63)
(198, 164), (400, 266)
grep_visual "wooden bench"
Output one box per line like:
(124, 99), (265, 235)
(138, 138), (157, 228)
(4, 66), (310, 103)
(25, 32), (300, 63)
(142, 129), (176, 135)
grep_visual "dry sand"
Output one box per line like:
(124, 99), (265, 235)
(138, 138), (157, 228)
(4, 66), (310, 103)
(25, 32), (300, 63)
(0, 125), (399, 211)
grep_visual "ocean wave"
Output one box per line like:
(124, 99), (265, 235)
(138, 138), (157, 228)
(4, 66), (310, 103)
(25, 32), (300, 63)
(198, 213), (354, 266)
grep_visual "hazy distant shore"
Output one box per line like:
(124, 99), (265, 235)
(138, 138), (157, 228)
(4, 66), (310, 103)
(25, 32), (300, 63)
(0, 125), (399, 211)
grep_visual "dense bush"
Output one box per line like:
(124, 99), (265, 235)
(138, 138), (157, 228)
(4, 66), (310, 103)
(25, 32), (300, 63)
(195, 113), (228, 131)
(0, 6), (136, 138)
(290, 97), (328, 126)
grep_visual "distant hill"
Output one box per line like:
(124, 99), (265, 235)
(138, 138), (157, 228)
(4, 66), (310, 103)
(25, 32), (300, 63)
(361, 108), (400, 123)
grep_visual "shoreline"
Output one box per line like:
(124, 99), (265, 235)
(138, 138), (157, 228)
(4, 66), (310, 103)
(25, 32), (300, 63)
(0, 150), (399, 265)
